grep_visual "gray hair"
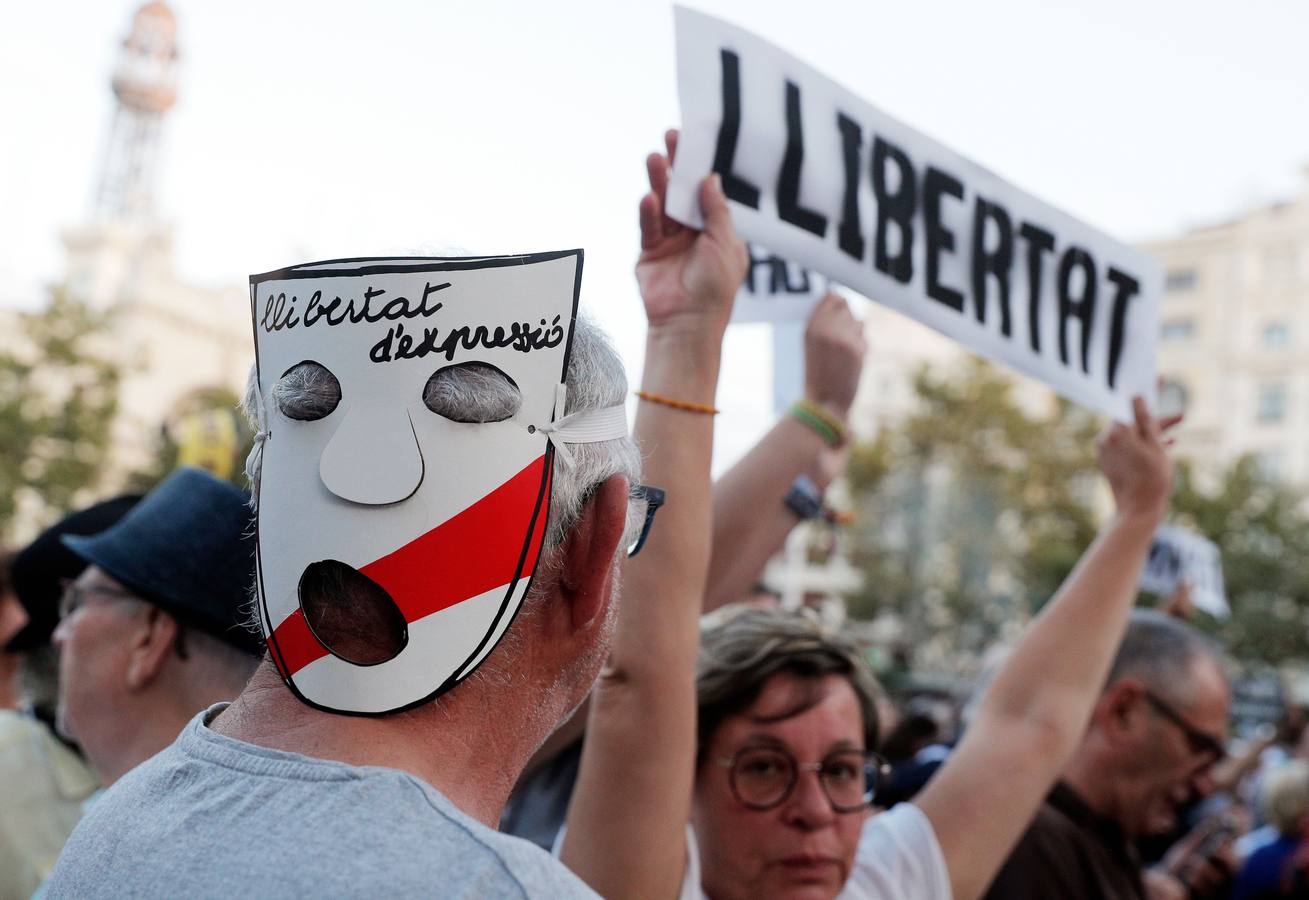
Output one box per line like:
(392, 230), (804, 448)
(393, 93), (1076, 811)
(695, 606), (882, 760)
(241, 313), (643, 552)
(1263, 760), (1309, 835)
(1105, 609), (1224, 706)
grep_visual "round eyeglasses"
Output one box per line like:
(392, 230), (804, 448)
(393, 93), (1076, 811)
(715, 746), (891, 813)
(57, 579), (138, 620)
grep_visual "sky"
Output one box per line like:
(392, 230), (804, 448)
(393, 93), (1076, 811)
(3, 0), (1308, 466)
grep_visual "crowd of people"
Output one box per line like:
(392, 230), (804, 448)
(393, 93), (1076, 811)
(0, 132), (1306, 899)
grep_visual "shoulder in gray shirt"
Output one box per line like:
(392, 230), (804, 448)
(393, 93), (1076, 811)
(44, 705), (598, 899)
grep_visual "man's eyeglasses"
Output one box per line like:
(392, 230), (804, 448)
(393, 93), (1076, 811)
(1143, 690), (1226, 763)
(626, 484), (665, 558)
(715, 746), (891, 813)
(57, 579), (138, 620)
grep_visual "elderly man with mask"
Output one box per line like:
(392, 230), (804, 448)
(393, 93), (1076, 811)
(983, 609), (1231, 900)
(47, 150), (745, 897)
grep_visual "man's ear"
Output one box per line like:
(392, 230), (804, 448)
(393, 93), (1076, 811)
(1097, 678), (1146, 744)
(125, 606), (181, 691)
(559, 474), (629, 631)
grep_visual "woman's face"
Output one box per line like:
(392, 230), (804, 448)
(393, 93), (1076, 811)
(692, 672), (870, 900)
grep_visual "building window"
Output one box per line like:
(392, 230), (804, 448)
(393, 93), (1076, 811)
(1165, 269), (1198, 291)
(1160, 319), (1195, 342)
(1159, 379), (1188, 417)
(1257, 383), (1288, 423)
(1263, 322), (1290, 348)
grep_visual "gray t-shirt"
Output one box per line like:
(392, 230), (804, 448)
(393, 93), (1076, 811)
(44, 705), (599, 899)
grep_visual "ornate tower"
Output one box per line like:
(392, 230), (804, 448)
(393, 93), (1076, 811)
(93, 1), (178, 227)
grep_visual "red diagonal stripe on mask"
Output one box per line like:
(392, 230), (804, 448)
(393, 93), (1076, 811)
(268, 456), (551, 679)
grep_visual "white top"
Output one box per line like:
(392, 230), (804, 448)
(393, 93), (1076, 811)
(679, 802), (951, 900)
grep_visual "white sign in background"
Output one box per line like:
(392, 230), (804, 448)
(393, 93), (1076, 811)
(733, 242), (828, 324)
(666, 7), (1161, 422)
(1139, 524), (1229, 619)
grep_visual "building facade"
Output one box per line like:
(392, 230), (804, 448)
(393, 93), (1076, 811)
(1145, 171), (1309, 484)
(62, 1), (250, 486)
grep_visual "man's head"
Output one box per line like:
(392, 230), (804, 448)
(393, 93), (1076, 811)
(52, 467), (261, 782)
(691, 607), (882, 900)
(6, 495), (141, 716)
(1079, 609), (1230, 838)
(243, 289), (641, 723)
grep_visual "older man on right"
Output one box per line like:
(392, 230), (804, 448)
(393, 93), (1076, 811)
(983, 609), (1231, 900)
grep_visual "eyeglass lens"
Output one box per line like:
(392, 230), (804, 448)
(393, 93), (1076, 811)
(1146, 692), (1224, 760)
(730, 748), (877, 812)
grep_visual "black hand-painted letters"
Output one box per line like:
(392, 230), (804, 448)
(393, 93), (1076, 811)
(709, 43), (1149, 394)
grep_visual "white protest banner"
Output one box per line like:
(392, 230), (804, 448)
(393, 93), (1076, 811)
(733, 242), (828, 324)
(666, 7), (1161, 422)
(1139, 525), (1228, 619)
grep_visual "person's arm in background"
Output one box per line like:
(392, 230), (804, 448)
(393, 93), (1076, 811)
(520, 293), (862, 784)
(914, 398), (1181, 900)
(704, 292), (865, 612)
(560, 130), (746, 900)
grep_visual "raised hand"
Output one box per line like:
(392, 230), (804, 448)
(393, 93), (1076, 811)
(1096, 397), (1181, 524)
(636, 129), (748, 334)
(803, 292), (866, 422)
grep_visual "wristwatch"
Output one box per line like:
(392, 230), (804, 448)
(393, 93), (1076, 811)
(784, 474), (824, 520)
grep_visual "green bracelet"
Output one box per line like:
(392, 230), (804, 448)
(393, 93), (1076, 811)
(790, 403), (842, 447)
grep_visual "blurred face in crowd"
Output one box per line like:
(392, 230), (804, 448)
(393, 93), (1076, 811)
(692, 672), (870, 900)
(51, 566), (143, 749)
(1114, 659), (1230, 837)
(0, 588), (27, 647)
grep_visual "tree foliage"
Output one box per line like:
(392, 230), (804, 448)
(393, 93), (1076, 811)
(1171, 459), (1309, 665)
(0, 290), (121, 541)
(845, 359), (1309, 670)
(126, 386), (253, 494)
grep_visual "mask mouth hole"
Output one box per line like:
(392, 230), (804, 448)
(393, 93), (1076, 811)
(297, 560), (408, 667)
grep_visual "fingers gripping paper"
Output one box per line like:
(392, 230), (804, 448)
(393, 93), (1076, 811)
(249, 252), (623, 715)
(665, 8), (1161, 422)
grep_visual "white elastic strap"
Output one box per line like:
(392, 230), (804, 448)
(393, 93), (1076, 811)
(529, 385), (629, 468)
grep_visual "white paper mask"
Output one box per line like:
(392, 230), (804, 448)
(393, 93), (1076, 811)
(249, 252), (623, 715)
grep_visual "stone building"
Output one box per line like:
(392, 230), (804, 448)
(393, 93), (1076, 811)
(1145, 170), (1309, 484)
(60, 0), (250, 484)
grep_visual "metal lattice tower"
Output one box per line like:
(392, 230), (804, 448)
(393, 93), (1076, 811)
(94, 1), (178, 226)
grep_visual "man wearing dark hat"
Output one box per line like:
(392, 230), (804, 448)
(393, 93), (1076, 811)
(50, 466), (261, 787)
(1, 495), (137, 899)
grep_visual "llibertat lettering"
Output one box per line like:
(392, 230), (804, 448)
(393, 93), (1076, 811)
(666, 7), (1160, 421)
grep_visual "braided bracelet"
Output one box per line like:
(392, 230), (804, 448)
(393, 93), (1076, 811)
(635, 391), (720, 415)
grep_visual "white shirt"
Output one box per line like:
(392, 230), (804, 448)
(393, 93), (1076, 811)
(679, 803), (951, 900)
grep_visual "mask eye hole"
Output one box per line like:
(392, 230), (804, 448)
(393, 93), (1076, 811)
(274, 361), (341, 422)
(423, 362), (522, 423)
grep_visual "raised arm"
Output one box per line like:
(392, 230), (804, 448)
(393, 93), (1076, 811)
(560, 130), (746, 900)
(915, 398), (1179, 900)
(704, 293), (865, 612)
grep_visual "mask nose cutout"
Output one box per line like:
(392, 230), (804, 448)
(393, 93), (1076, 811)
(319, 404), (425, 505)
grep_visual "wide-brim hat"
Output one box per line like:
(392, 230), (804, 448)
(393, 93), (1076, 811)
(62, 467), (262, 657)
(6, 495), (141, 653)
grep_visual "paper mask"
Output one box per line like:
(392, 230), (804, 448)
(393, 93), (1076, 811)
(249, 252), (622, 715)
